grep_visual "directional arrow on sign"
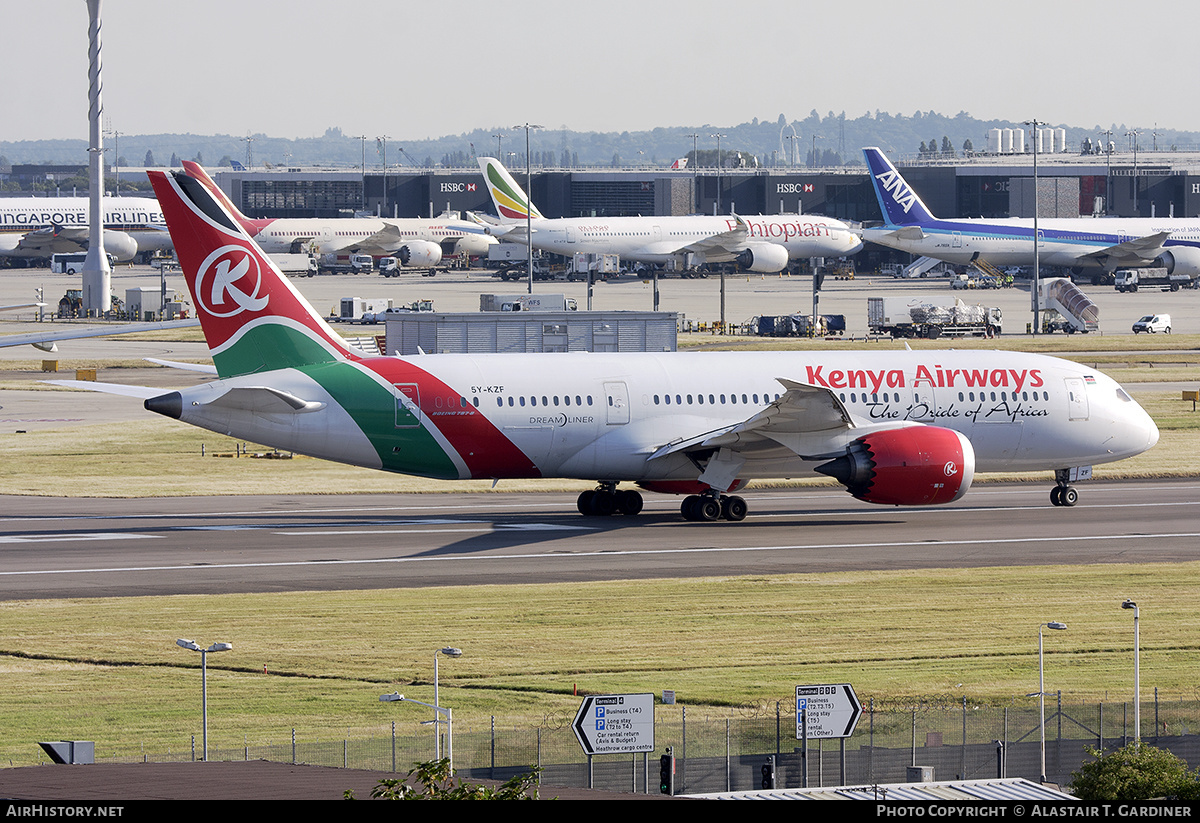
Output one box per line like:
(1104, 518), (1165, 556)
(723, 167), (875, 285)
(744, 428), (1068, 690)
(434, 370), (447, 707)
(572, 693), (655, 755)
(796, 683), (863, 739)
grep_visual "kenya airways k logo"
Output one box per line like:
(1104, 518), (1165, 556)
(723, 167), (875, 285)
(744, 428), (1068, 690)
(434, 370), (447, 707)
(195, 245), (269, 317)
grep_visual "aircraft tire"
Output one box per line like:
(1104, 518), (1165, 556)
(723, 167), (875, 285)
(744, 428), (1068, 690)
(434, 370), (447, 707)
(721, 496), (748, 522)
(681, 495), (699, 520)
(697, 497), (721, 522)
(589, 491), (617, 517)
(577, 490), (595, 515)
(1061, 487), (1079, 507)
(1050, 487), (1063, 507)
(616, 489), (643, 516)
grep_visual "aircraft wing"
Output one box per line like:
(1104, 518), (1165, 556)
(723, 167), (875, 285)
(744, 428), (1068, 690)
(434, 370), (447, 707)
(675, 215), (749, 257)
(1081, 231), (1171, 263)
(647, 379), (860, 492)
(650, 379), (854, 462)
(0, 318), (201, 351)
(347, 223), (410, 254)
(8, 227), (89, 257)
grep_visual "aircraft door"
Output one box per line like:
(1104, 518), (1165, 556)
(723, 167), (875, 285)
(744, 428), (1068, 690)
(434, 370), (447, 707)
(394, 383), (421, 428)
(604, 381), (630, 425)
(566, 227), (577, 244)
(1064, 377), (1090, 421)
(952, 232), (962, 249)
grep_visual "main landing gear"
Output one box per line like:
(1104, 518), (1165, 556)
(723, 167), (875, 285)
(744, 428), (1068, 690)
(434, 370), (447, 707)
(577, 482), (643, 517)
(681, 491), (747, 522)
(576, 484), (749, 522)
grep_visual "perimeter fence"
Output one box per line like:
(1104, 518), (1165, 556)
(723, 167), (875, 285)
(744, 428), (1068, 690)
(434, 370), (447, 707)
(98, 692), (1200, 795)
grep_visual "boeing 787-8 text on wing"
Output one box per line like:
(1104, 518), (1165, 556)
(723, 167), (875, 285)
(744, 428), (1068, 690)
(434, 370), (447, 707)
(58, 167), (1158, 520)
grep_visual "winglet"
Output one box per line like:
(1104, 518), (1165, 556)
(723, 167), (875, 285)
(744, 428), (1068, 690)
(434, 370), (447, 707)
(478, 157), (544, 223)
(862, 147), (937, 226)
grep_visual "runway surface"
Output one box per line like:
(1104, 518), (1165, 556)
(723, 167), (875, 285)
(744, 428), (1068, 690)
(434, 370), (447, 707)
(1, 479), (1196, 600)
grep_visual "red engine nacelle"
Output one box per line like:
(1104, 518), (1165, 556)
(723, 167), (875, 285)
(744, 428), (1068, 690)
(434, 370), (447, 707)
(398, 240), (442, 267)
(735, 243), (789, 273)
(815, 426), (975, 505)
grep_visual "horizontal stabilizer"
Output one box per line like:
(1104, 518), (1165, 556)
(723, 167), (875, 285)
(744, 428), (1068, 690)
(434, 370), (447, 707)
(145, 357), (218, 375)
(43, 379), (164, 399)
(207, 386), (327, 414)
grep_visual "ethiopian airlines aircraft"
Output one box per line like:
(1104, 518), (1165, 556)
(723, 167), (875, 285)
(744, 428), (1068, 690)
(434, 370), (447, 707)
(0, 196), (172, 262)
(861, 147), (1200, 279)
(58, 167), (1158, 521)
(477, 157), (863, 273)
(182, 162), (495, 268)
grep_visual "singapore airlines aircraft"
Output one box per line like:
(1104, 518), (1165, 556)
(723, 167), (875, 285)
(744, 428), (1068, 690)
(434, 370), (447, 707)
(861, 147), (1200, 279)
(477, 157), (863, 273)
(54, 168), (1158, 520)
(182, 162), (496, 268)
(0, 196), (172, 262)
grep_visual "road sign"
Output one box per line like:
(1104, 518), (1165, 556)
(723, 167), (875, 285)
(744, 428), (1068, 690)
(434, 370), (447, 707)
(796, 683), (862, 739)
(573, 693), (655, 755)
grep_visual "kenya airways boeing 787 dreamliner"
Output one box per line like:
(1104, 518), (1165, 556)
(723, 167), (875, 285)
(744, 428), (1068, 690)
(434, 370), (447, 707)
(57, 168), (1158, 520)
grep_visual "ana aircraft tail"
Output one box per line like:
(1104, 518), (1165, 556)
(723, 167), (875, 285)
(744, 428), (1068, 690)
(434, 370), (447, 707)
(146, 170), (358, 379)
(478, 157), (544, 223)
(862, 147), (937, 226)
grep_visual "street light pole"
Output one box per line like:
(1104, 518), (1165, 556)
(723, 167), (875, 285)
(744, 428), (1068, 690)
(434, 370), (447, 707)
(711, 133), (725, 215)
(513, 124), (543, 294)
(176, 639), (232, 761)
(1034, 622), (1067, 783)
(1025, 119), (1042, 335)
(433, 647), (462, 761)
(1122, 600), (1140, 743)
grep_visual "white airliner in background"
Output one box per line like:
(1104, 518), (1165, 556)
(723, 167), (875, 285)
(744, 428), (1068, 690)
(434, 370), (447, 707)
(52, 166), (1159, 522)
(862, 147), (1200, 279)
(0, 196), (172, 262)
(183, 162), (495, 269)
(477, 157), (863, 273)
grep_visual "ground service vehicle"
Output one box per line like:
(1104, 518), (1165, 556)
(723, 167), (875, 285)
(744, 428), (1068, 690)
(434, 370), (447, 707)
(1132, 314), (1171, 334)
(868, 296), (1002, 339)
(1114, 268), (1194, 292)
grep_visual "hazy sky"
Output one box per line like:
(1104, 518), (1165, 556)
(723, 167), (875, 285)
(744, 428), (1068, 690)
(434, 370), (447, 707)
(6, 0), (1198, 143)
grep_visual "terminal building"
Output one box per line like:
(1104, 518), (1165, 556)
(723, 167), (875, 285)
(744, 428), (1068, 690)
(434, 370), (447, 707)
(209, 152), (1200, 227)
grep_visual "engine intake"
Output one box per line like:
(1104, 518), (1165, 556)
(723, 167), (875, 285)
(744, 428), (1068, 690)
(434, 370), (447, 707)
(735, 243), (789, 273)
(815, 426), (975, 505)
(398, 240), (441, 267)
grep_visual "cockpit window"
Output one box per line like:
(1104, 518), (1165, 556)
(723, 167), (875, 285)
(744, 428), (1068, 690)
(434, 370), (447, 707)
(1116, 388), (1132, 403)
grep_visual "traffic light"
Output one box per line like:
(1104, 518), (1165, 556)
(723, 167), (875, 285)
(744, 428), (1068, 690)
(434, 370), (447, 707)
(659, 747), (675, 795)
(761, 755), (776, 790)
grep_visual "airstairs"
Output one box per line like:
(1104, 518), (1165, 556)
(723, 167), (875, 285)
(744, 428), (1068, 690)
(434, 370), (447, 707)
(1034, 277), (1100, 333)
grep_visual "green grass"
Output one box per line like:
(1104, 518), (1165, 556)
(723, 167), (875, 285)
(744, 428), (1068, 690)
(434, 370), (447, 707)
(1, 562), (1197, 766)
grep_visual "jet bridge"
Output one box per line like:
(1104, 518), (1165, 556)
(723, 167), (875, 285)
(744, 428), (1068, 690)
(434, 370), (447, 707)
(1034, 277), (1099, 333)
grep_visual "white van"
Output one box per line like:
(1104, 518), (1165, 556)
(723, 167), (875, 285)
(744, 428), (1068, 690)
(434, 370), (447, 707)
(1132, 314), (1171, 334)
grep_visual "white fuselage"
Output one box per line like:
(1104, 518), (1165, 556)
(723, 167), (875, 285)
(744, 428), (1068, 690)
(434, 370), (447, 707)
(174, 348), (1158, 483)
(863, 216), (1200, 271)
(516, 214), (863, 264)
(249, 217), (495, 257)
(0, 196), (173, 259)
